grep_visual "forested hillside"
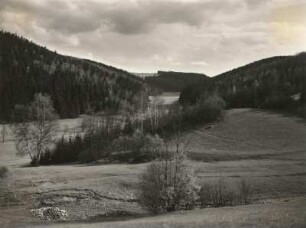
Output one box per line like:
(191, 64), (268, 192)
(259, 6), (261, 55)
(180, 53), (306, 116)
(145, 71), (209, 94)
(0, 31), (144, 121)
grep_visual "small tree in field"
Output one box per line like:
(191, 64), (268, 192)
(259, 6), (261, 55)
(13, 93), (58, 166)
(139, 139), (199, 214)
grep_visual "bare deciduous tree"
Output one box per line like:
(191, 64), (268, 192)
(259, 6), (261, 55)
(12, 93), (58, 166)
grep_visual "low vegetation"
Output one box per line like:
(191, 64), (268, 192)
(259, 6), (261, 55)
(0, 166), (8, 178)
(139, 140), (200, 214)
(37, 94), (225, 166)
(199, 178), (236, 207)
(142, 95), (225, 138)
(199, 178), (253, 208)
(237, 178), (254, 205)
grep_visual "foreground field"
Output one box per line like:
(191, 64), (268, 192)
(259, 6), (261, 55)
(43, 197), (306, 228)
(0, 109), (305, 227)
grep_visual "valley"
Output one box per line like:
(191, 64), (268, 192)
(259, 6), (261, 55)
(1, 109), (305, 227)
(0, 7), (306, 226)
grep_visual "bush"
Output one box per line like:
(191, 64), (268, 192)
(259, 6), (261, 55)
(199, 178), (235, 207)
(295, 104), (306, 118)
(237, 178), (253, 205)
(199, 177), (254, 208)
(183, 95), (225, 125)
(0, 166), (8, 178)
(39, 115), (124, 165)
(39, 136), (83, 165)
(141, 95), (225, 137)
(112, 131), (164, 163)
(262, 94), (293, 110)
(139, 146), (199, 214)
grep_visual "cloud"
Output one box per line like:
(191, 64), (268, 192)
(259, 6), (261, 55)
(0, 0), (305, 76)
(0, 0), (242, 35)
(191, 61), (208, 67)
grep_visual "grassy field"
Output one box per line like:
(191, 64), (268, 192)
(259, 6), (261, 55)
(43, 197), (306, 228)
(184, 109), (306, 200)
(0, 108), (305, 227)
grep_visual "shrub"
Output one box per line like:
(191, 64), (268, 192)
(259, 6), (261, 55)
(0, 166), (8, 178)
(237, 178), (253, 205)
(76, 116), (122, 163)
(199, 177), (254, 208)
(39, 136), (83, 165)
(199, 178), (235, 207)
(141, 95), (225, 137)
(139, 146), (199, 214)
(39, 115), (123, 165)
(112, 131), (164, 163)
(296, 104), (306, 118)
(262, 94), (293, 110)
(183, 95), (225, 125)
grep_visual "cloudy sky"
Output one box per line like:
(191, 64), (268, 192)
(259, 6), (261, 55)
(0, 0), (305, 76)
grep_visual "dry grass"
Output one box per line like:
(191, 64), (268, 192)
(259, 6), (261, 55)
(185, 109), (306, 160)
(177, 109), (306, 201)
(39, 197), (306, 228)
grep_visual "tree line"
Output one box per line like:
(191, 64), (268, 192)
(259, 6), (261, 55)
(180, 53), (306, 118)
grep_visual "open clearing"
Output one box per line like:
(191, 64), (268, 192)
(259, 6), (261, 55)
(0, 108), (305, 227)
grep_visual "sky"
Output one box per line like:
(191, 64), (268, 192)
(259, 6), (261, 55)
(0, 0), (305, 76)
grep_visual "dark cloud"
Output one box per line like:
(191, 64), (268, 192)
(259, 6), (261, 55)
(0, 0), (241, 35)
(101, 0), (242, 35)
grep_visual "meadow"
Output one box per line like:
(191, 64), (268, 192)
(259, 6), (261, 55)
(0, 108), (305, 227)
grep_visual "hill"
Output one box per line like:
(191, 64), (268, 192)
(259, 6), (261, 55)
(145, 71), (210, 94)
(179, 53), (306, 116)
(0, 31), (145, 121)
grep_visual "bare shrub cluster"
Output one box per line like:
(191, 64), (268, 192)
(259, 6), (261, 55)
(237, 178), (254, 205)
(139, 140), (200, 214)
(199, 178), (235, 207)
(0, 166), (8, 178)
(199, 177), (254, 208)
